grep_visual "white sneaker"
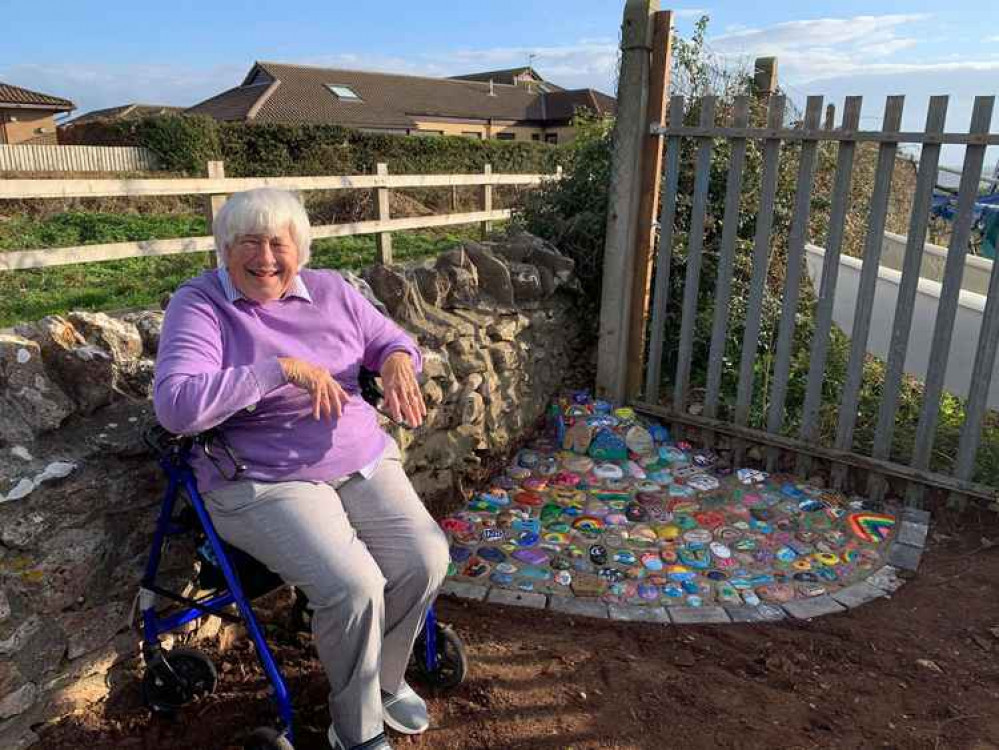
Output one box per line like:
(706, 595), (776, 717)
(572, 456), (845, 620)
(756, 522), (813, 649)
(381, 681), (430, 735)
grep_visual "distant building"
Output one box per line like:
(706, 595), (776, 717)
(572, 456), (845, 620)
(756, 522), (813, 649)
(67, 103), (185, 126)
(187, 62), (615, 145)
(0, 81), (74, 144)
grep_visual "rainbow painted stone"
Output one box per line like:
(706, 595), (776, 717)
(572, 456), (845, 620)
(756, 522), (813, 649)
(847, 512), (897, 544)
(442, 392), (900, 609)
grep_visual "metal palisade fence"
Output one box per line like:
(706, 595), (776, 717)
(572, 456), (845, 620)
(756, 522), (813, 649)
(629, 91), (999, 508)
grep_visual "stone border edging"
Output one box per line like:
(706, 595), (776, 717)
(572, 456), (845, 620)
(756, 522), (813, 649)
(439, 507), (928, 624)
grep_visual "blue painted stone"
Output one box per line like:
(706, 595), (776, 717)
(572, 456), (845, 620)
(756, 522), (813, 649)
(490, 572), (513, 585)
(638, 583), (659, 600)
(512, 519), (541, 535)
(681, 579), (700, 594)
(478, 546), (506, 563)
(663, 584), (684, 598)
(450, 546), (473, 563)
(678, 546), (711, 569)
(648, 424), (671, 443)
(776, 546), (798, 563)
(514, 531), (540, 547)
(613, 550), (637, 566)
(588, 428), (628, 461)
(781, 483), (805, 499)
(519, 565), (552, 580)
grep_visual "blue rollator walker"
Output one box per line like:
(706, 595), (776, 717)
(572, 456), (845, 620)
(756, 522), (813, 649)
(136, 368), (467, 750)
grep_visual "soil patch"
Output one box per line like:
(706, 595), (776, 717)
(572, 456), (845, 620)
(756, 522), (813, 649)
(37, 507), (999, 750)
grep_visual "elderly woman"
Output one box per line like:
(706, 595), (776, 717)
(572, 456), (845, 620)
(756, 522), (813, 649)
(153, 187), (449, 750)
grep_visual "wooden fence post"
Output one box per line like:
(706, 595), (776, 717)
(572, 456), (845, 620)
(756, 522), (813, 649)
(375, 162), (393, 264)
(596, 0), (660, 403)
(480, 163), (493, 238)
(204, 160), (227, 268)
(626, 9), (673, 400)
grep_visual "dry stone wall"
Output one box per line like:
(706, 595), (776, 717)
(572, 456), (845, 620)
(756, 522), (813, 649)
(0, 231), (592, 748)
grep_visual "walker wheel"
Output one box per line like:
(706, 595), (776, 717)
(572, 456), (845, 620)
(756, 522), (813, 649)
(409, 622), (468, 690)
(244, 726), (295, 750)
(142, 646), (218, 714)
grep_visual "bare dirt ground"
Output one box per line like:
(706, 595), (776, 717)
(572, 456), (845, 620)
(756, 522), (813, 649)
(37, 503), (999, 750)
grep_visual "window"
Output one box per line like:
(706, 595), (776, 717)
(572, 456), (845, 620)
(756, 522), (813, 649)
(413, 129), (444, 137)
(496, 132), (516, 141)
(545, 133), (558, 145)
(326, 84), (362, 101)
(531, 134), (541, 141)
(461, 131), (483, 139)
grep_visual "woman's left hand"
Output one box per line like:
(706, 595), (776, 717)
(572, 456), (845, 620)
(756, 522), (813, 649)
(381, 352), (426, 427)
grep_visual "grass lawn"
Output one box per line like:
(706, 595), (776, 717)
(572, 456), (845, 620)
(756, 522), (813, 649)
(0, 211), (488, 326)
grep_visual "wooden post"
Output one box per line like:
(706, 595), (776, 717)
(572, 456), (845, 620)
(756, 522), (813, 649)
(450, 184), (459, 212)
(753, 57), (778, 97)
(824, 103), (836, 130)
(625, 9), (673, 400)
(480, 163), (493, 238)
(375, 162), (392, 264)
(204, 160), (227, 268)
(596, 0), (660, 403)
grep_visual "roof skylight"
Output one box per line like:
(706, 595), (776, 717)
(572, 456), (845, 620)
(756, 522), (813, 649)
(326, 84), (362, 101)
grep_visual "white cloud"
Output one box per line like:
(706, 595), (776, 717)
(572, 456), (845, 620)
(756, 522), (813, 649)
(0, 62), (246, 116)
(711, 14), (931, 81)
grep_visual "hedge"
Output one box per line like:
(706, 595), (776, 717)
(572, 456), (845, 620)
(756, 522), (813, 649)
(60, 114), (562, 177)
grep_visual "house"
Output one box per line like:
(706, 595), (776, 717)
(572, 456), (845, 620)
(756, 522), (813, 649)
(0, 82), (74, 144)
(187, 62), (615, 145)
(67, 103), (185, 126)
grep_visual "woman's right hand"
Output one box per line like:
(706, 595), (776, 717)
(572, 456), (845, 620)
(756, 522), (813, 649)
(278, 357), (349, 421)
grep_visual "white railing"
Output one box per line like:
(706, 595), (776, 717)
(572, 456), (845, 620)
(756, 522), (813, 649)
(0, 161), (560, 270)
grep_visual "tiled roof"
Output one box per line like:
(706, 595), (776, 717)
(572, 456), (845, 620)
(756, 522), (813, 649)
(450, 67), (561, 89)
(187, 62), (614, 128)
(0, 81), (74, 110)
(68, 103), (185, 125)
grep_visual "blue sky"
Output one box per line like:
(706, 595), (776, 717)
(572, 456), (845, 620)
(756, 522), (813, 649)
(3, 0), (998, 164)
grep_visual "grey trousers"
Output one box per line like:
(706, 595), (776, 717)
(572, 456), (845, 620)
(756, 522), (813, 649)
(204, 440), (450, 747)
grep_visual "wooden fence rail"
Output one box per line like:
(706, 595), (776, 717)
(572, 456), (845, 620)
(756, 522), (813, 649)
(0, 162), (559, 270)
(0, 144), (159, 172)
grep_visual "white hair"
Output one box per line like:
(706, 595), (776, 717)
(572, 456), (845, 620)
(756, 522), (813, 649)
(213, 187), (312, 268)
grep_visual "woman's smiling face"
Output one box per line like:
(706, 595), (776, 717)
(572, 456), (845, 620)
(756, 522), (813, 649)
(226, 224), (300, 303)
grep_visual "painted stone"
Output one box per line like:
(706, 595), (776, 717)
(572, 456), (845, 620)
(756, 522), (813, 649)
(589, 428), (628, 461)
(625, 425), (656, 457)
(847, 512), (896, 543)
(563, 421), (594, 454)
(593, 462), (625, 480)
(478, 547), (507, 563)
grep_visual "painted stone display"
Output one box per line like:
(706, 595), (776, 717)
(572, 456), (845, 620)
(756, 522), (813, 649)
(442, 393), (898, 609)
